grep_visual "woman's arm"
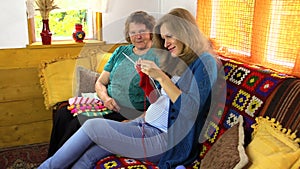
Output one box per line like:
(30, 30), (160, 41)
(95, 71), (120, 111)
(95, 70), (110, 101)
(156, 71), (181, 103)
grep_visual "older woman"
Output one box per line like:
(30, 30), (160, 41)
(47, 11), (158, 157)
(39, 8), (220, 169)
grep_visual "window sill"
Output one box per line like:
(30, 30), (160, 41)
(26, 40), (105, 49)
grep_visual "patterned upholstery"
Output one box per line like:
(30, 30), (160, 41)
(260, 78), (300, 138)
(198, 56), (293, 159)
(94, 56), (298, 169)
(94, 156), (158, 169)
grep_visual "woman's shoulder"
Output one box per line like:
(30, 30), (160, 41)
(189, 52), (219, 77)
(110, 44), (133, 59)
(142, 48), (159, 64)
(114, 44), (134, 53)
(191, 52), (217, 68)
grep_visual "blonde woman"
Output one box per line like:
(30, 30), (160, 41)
(39, 8), (220, 169)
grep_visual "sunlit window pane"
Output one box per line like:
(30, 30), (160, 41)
(197, 0), (300, 77)
(266, 1), (300, 68)
(34, 9), (93, 41)
(211, 0), (255, 56)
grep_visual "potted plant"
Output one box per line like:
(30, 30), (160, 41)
(35, 0), (59, 45)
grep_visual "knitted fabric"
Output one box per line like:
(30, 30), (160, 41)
(135, 64), (160, 103)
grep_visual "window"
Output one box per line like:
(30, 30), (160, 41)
(34, 9), (92, 41)
(197, 0), (300, 77)
(27, 0), (105, 44)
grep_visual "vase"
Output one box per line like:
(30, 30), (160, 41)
(72, 24), (85, 43)
(40, 19), (52, 45)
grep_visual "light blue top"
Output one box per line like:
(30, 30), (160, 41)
(145, 76), (180, 132)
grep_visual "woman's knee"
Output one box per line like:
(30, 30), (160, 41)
(82, 118), (108, 128)
(71, 145), (111, 169)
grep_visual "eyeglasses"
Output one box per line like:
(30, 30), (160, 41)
(128, 29), (150, 37)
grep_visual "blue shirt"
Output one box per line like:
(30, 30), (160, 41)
(158, 52), (219, 168)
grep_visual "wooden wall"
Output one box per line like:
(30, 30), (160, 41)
(0, 41), (122, 149)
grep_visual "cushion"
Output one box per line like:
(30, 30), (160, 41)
(39, 52), (112, 110)
(73, 66), (100, 97)
(39, 56), (92, 109)
(246, 116), (300, 169)
(95, 52), (112, 73)
(200, 116), (249, 169)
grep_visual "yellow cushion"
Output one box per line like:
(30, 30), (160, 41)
(291, 158), (300, 169)
(39, 56), (92, 109)
(246, 116), (300, 169)
(96, 52), (112, 73)
(39, 52), (112, 110)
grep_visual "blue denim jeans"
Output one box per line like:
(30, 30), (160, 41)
(38, 117), (166, 169)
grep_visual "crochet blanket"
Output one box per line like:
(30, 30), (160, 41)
(94, 56), (294, 168)
(199, 56), (292, 159)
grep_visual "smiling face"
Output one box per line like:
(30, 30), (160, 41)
(129, 23), (152, 51)
(160, 23), (184, 57)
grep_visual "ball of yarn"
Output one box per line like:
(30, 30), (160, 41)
(175, 165), (186, 169)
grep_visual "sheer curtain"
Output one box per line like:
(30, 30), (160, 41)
(197, 0), (300, 77)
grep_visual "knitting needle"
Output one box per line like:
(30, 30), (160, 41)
(122, 52), (136, 65)
(122, 52), (161, 96)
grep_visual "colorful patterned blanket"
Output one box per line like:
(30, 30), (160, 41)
(67, 95), (113, 117)
(94, 56), (294, 169)
(199, 56), (292, 159)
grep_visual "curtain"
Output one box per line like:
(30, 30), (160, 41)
(197, 0), (300, 77)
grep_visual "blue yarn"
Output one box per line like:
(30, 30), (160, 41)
(175, 165), (186, 169)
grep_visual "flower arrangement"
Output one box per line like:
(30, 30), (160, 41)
(35, 0), (59, 20)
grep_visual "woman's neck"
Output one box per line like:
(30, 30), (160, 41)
(133, 41), (152, 56)
(133, 47), (150, 56)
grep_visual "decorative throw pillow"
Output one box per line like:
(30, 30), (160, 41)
(39, 53), (112, 110)
(200, 116), (249, 169)
(39, 56), (92, 109)
(95, 52), (112, 73)
(73, 66), (100, 97)
(246, 116), (300, 169)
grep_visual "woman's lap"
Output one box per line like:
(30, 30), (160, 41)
(82, 117), (167, 161)
(48, 104), (128, 157)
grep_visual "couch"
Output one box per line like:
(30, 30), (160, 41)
(39, 51), (300, 169)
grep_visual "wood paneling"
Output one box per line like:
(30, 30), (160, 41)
(0, 120), (52, 148)
(0, 42), (124, 148)
(0, 98), (51, 126)
(0, 68), (42, 102)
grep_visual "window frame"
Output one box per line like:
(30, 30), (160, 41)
(27, 12), (103, 45)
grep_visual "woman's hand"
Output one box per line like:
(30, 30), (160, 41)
(136, 59), (164, 82)
(103, 97), (120, 112)
(137, 59), (182, 103)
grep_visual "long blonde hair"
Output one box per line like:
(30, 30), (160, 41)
(153, 8), (211, 65)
